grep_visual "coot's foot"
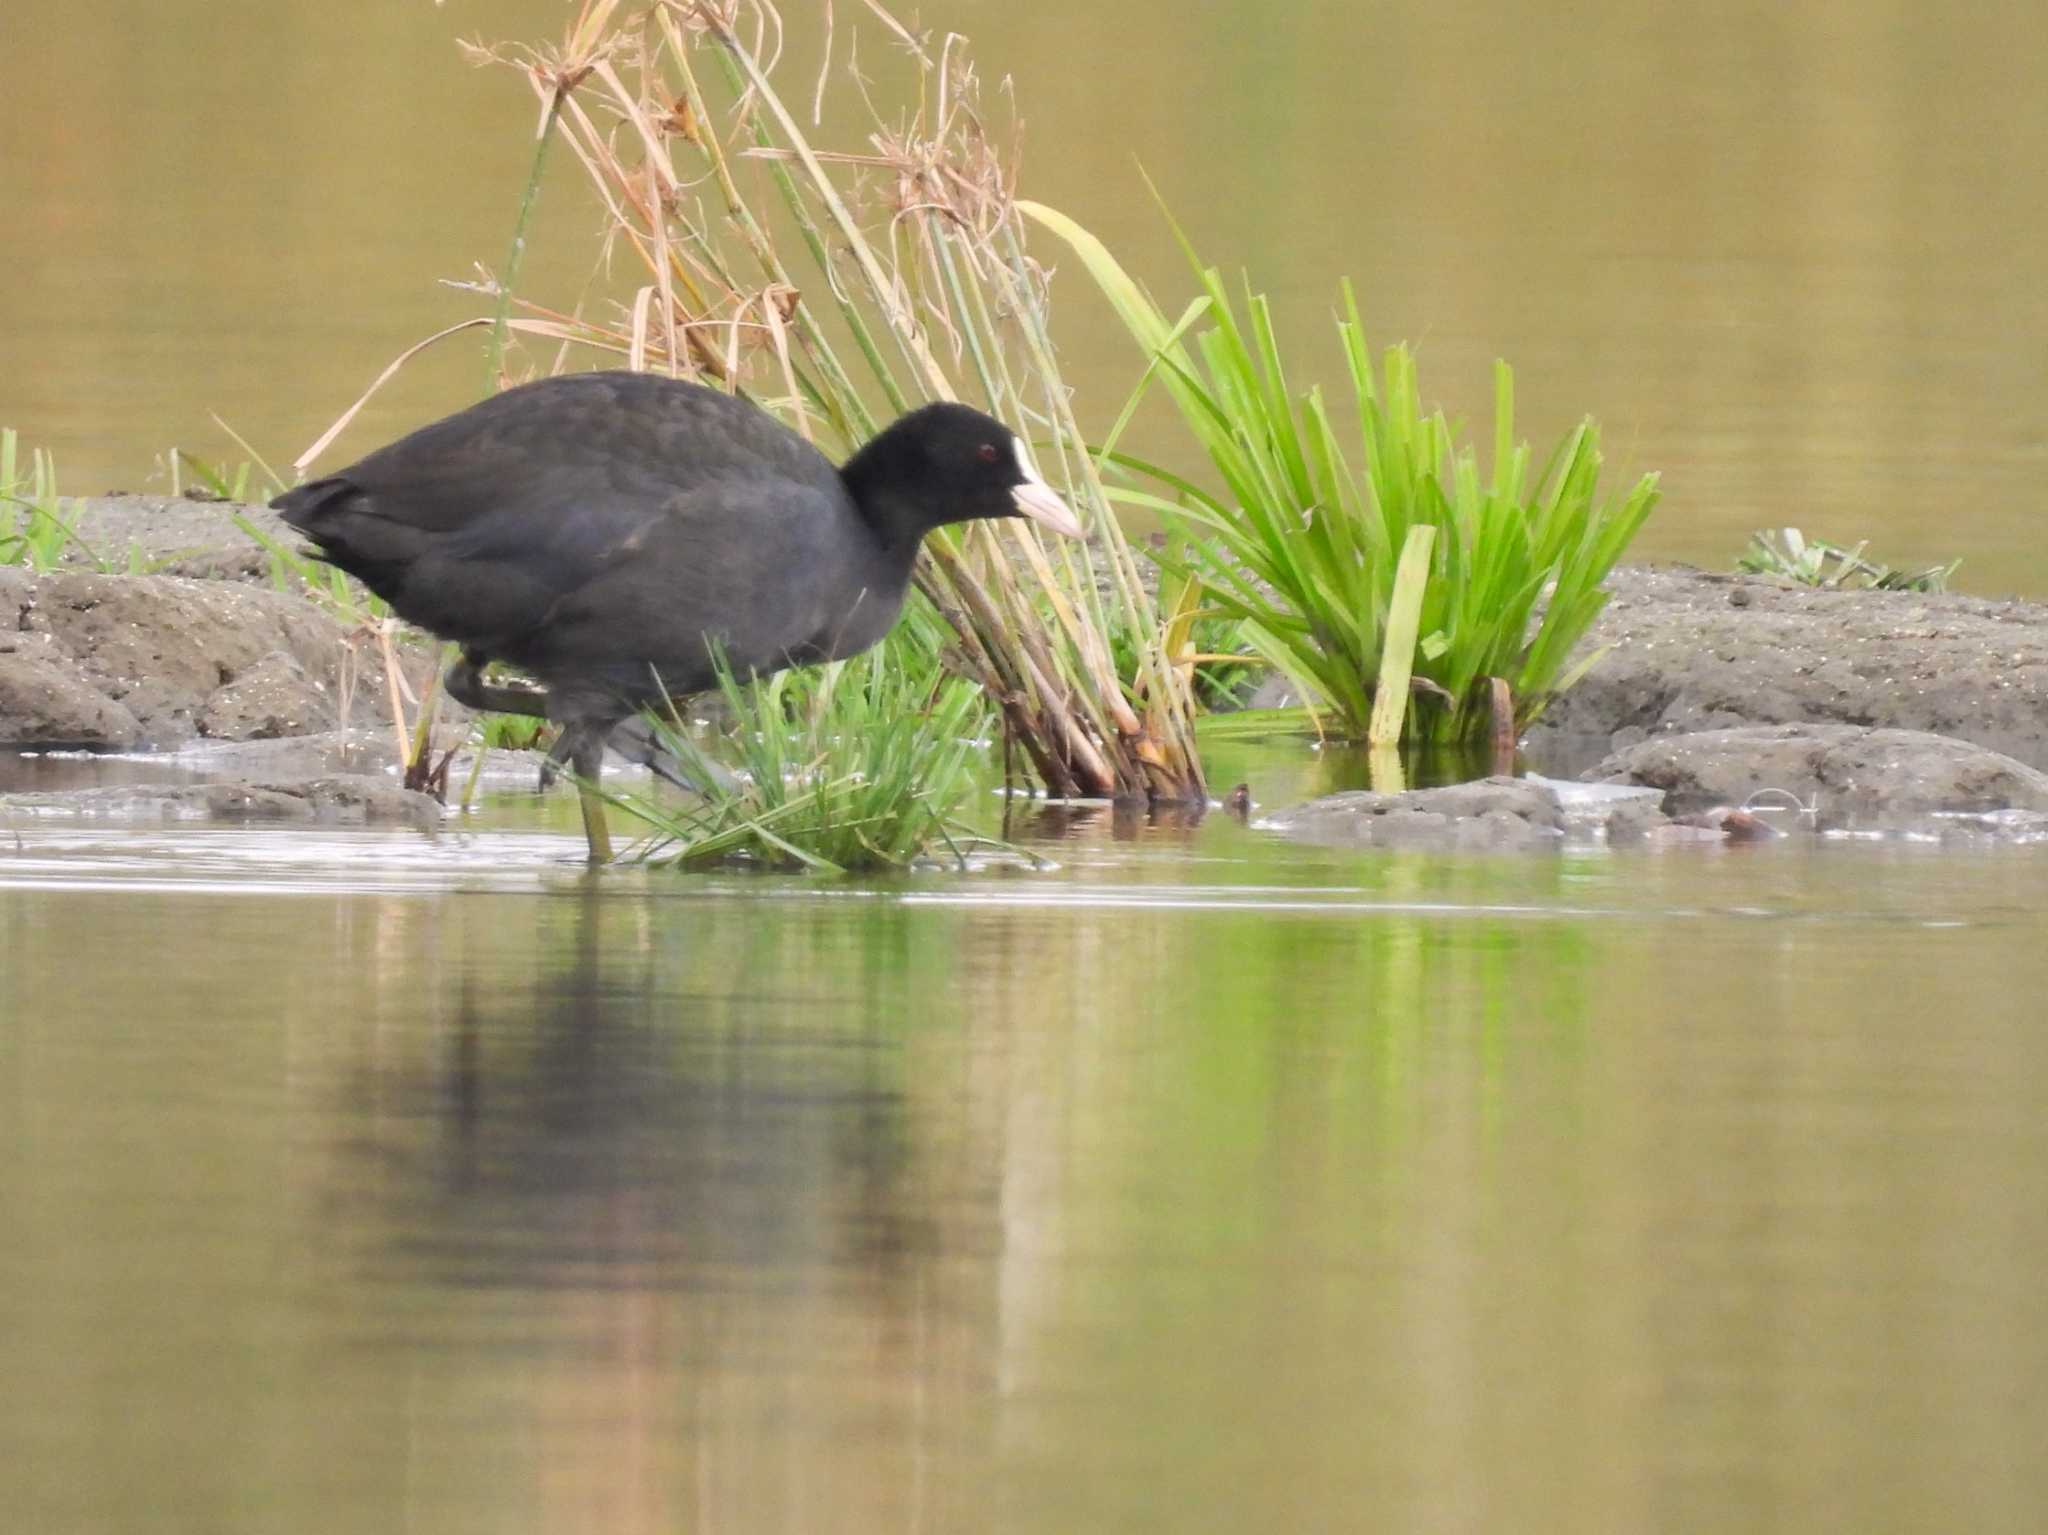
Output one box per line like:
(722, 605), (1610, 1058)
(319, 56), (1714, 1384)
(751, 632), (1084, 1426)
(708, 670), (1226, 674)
(538, 726), (582, 793)
(445, 652), (550, 717)
(607, 714), (742, 797)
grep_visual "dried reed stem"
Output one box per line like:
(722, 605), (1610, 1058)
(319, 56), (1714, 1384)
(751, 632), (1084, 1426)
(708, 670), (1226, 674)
(332, 0), (1206, 803)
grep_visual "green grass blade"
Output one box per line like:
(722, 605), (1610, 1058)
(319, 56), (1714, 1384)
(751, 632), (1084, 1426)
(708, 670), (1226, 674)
(1367, 524), (1437, 746)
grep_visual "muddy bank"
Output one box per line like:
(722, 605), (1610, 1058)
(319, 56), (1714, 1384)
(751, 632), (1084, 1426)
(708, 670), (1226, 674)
(1525, 565), (2048, 772)
(0, 566), (401, 749)
(1590, 724), (2048, 824)
(1259, 774), (1837, 850)
(1264, 741), (2048, 850)
(8, 502), (2048, 841)
(1258, 565), (2048, 850)
(0, 731), (653, 833)
(46, 493), (277, 582)
(1261, 781), (1613, 855)
(0, 773), (442, 829)
(32, 507), (2048, 770)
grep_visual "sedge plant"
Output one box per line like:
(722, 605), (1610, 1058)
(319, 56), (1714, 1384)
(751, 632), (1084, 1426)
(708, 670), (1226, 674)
(0, 431), (188, 575)
(1, 430), (113, 572)
(611, 635), (998, 874)
(1739, 527), (1958, 593)
(1031, 207), (1662, 745)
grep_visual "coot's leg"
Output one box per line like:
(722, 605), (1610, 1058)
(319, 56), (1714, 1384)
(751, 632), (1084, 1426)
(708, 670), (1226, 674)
(564, 721), (614, 865)
(445, 650), (550, 717)
(534, 705), (620, 864)
(538, 729), (578, 793)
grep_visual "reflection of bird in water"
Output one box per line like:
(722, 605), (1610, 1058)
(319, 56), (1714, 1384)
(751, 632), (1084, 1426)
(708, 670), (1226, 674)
(318, 891), (985, 1528)
(348, 895), (928, 1292)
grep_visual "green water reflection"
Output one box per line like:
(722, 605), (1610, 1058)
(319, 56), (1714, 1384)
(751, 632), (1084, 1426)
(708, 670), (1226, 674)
(4, 813), (2045, 1532)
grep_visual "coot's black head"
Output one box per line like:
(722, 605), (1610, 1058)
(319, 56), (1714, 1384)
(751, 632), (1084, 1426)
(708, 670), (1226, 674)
(840, 402), (1084, 547)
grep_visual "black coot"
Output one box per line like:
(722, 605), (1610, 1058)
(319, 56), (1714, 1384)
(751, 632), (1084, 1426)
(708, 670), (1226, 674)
(271, 371), (1082, 857)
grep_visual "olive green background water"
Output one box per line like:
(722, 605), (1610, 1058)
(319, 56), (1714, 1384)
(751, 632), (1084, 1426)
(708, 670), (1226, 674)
(5, 3), (2048, 1531)
(4, 0), (2045, 590)
(5, 800), (2047, 1534)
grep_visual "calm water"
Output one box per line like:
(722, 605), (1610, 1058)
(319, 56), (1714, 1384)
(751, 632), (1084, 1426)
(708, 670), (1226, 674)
(4, 0), (2046, 591)
(6, 2), (2048, 1529)
(4, 760), (2048, 1533)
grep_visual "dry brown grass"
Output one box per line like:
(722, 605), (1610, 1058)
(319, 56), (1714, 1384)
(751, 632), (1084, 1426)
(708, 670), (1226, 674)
(307, 0), (1204, 802)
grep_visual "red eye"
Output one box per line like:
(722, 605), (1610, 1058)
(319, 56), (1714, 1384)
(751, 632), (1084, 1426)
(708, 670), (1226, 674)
(977, 442), (1000, 464)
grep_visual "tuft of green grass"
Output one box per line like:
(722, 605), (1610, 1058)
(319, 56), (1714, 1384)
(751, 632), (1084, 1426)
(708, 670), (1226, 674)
(1183, 612), (1261, 710)
(1739, 527), (1958, 593)
(610, 639), (1001, 875)
(1028, 204), (1661, 745)
(2, 430), (103, 571)
(169, 449), (269, 507)
(475, 713), (555, 752)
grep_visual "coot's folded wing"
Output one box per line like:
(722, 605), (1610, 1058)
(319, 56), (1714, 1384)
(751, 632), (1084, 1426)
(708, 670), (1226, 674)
(272, 471), (670, 650)
(497, 476), (862, 700)
(270, 373), (845, 653)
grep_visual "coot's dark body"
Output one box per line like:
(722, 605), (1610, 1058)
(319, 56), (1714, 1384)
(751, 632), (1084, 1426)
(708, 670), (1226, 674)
(282, 374), (918, 710)
(271, 371), (1078, 856)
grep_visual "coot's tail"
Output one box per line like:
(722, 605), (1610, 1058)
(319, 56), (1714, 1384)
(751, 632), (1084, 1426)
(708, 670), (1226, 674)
(269, 477), (420, 601)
